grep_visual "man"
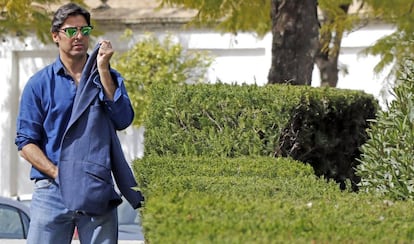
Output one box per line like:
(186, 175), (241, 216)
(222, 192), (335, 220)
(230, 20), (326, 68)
(15, 3), (143, 244)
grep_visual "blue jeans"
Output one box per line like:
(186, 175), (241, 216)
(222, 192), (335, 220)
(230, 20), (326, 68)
(27, 179), (118, 244)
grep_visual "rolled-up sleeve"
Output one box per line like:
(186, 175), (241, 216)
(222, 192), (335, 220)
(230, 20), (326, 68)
(97, 69), (135, 130)
(15, 82), (44, 150)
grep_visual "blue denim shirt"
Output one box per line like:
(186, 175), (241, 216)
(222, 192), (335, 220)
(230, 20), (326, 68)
(15, 55), (133, 180)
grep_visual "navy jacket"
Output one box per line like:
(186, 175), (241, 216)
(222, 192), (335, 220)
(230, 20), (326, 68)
(58, 44), (144, 216)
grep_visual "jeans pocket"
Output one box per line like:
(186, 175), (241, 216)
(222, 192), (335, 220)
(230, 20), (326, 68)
(34, 179), (53, 189)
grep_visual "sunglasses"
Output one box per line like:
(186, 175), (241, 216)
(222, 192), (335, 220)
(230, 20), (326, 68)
(59, 26), (93, 38)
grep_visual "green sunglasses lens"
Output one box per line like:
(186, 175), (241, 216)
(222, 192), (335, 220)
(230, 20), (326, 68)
(65, 27), (78, 37)
(63, 26), (93, 37)
(81, 26), (92, 36)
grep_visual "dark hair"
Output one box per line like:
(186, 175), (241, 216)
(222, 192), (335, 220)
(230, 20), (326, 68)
(51, 3), (91, 33)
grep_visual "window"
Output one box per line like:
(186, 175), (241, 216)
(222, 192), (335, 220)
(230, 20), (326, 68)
(0, 204), (29, 239)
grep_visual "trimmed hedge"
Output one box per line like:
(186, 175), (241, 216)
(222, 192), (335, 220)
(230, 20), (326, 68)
(144, 83), (298, 157)
(144, 83), (378, 186)
(277, 88), (378, 189)
(134, 156), (414, 243)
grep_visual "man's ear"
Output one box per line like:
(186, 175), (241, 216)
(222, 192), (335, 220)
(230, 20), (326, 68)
(51, 32), (59, 43)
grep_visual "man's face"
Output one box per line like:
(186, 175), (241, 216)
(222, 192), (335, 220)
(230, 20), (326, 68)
(52, 15), (90, 59)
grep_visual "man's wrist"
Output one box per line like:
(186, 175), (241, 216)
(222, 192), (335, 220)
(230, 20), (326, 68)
(98, 67), (110, 74)
(49, 165), (58, 179)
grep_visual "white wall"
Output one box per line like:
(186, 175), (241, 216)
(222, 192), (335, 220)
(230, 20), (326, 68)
(321, 23), (395, 108)
(0, 23), (395, 197)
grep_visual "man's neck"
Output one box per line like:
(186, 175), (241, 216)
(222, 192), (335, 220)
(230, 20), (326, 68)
(61, 55), (87, 74)
(60, 54), (87, 85)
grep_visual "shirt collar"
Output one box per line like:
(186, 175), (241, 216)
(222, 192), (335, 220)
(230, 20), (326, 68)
(53, 53), (91, 76)
(53, 56), (67, 76)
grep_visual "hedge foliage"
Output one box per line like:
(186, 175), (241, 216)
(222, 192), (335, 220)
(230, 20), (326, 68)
(145, 83), (297, 157)
(134, 156), (414, 243)
(357, 63), (414, 200)
(144, 83), (378, 186)
(277, 87), (378, 189)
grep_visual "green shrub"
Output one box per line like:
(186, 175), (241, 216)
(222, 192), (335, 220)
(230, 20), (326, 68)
(144, 83), (299, 157)
(356, 63), (414, 200)
(113, 31), (212, 126)
(277, 88), (378, 190)
(144, 83), (378, 187)
(134, 156), (414, 243)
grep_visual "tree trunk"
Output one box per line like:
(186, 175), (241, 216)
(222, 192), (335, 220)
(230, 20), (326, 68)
(268, 0), (319, 85)
(315, 49), (340, 87)
(315, 4), (350, 87)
